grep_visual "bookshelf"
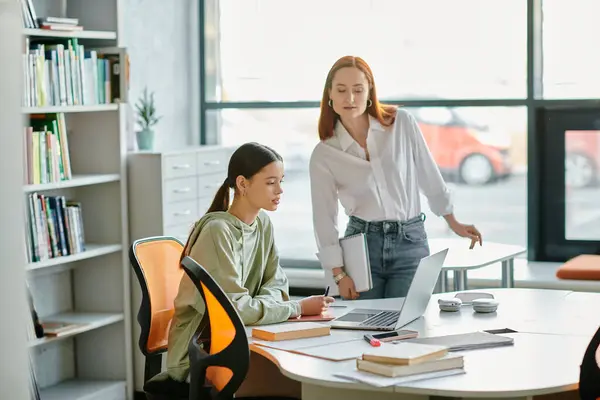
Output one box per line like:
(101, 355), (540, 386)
(21, 0), (132, 399)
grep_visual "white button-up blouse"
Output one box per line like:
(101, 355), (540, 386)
(309, 108), (454, 271)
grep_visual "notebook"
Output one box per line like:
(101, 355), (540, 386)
(405, 331), (514, 351)
(322, 233), (372, 297)
(251, 322), (330, 341)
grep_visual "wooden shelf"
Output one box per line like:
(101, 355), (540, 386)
(29, 312), (124, 348)
(26, 244), (123, 272)
(23, 28), (117, 40)
(39, 379), (126, 400)
(22, 104), (119, 114)
(24, 174), (120, 193)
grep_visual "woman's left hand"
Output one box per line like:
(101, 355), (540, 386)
(449, 222), (482, 249)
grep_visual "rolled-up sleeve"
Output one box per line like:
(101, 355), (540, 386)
(406, 113), (454, 216)
(309, 147), (344, 272)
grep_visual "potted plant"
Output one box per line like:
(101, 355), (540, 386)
(135, 87), (161, 151)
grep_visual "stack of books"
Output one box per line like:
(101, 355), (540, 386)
(356, 342), (464, 379)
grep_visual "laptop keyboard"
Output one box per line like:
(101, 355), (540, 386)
(359, 310), (400, 327)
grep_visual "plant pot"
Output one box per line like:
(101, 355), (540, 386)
(136, 128), (155, 151)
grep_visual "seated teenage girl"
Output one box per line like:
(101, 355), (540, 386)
(167, 142), (335, 385)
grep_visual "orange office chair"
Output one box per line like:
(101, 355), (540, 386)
(180, 256), (299, 400)
(130, 236), (189, 399)
(580, 325), (600, 400)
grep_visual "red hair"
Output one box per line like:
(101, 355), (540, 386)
(318, 56), (397, 141)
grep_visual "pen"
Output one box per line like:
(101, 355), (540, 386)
(363, 334), (381, 347)
(324, 286), (330, 297)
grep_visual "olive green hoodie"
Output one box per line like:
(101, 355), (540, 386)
(166, 210), (301, 382)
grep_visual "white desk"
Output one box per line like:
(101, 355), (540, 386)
(429, 239), (527, 292)
(248, 288), (600, 400)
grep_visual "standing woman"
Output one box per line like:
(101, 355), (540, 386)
(309, 56), (482, 300)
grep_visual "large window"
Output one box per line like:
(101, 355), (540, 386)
(565, 130), (600, 241)
(201, 0), (600, 264)
(542, 0), (600, 99)
(210, 106), (527, 261)
(210, 0), (527, 102)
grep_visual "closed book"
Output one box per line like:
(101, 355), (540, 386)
(251, 322), (330, 341)
(405, 331), (514, 351)
(323, 233), (372, 297)
(362, 342), (448, 366)
(356, 354), (464, 378)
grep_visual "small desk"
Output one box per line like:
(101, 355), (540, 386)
(248, 288), (600, 400)
(429, 238), (527, 292)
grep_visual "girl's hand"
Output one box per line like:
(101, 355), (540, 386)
(299, 295), (335, 316)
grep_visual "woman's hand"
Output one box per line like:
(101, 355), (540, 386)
(337, 276), (359, 300)
(299, 295), (335, 316)
(449, 221), (483, 249)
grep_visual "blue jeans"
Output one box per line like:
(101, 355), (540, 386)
(344, 213), (430, 299)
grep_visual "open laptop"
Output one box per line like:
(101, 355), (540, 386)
(329, 248), (449, 331)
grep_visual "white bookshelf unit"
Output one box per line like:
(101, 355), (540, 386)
(22, 0), (132, 399)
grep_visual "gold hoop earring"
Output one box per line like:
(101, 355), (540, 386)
(367, 99), (373, 107)
(328, 99), (333, 107)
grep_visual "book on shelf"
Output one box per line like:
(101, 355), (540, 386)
(41, 321), (85, 337)
(24, 113), (72, 185)
(25, 193), (85, 263)
(25, 281), (41, 399)
(20, 0), (39, 29)
(20, 0), (83, 31)
(37, 17), (83, 31)
(23, 38), (120, 107)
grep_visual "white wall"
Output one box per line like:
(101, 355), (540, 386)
(121, 0), (200, 152)
(118, 0), (201, 390)
(0, 0), (35, 398)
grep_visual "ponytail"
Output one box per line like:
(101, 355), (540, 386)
(206, 178), (231, 213)
(180, 178), (231, 263)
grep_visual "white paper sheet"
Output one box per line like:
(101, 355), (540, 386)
(333, 368), (465, 387)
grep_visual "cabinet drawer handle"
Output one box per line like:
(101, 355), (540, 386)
(204, 184), (220, 190)
(172, 164), (191, 170)
(203, 160), (220, 166)
(173, 210), (191, 216)
(173, 187), (191, 194)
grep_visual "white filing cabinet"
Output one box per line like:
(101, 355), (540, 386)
(127, 145), (234, 391)
(127, 146), (234, 244)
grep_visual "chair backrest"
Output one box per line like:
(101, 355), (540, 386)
(580, 324), (600, 400)
(129, 236), (185, 356)
(180, 256), (249, 400)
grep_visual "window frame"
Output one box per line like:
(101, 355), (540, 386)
(198, 0), (600, 264)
